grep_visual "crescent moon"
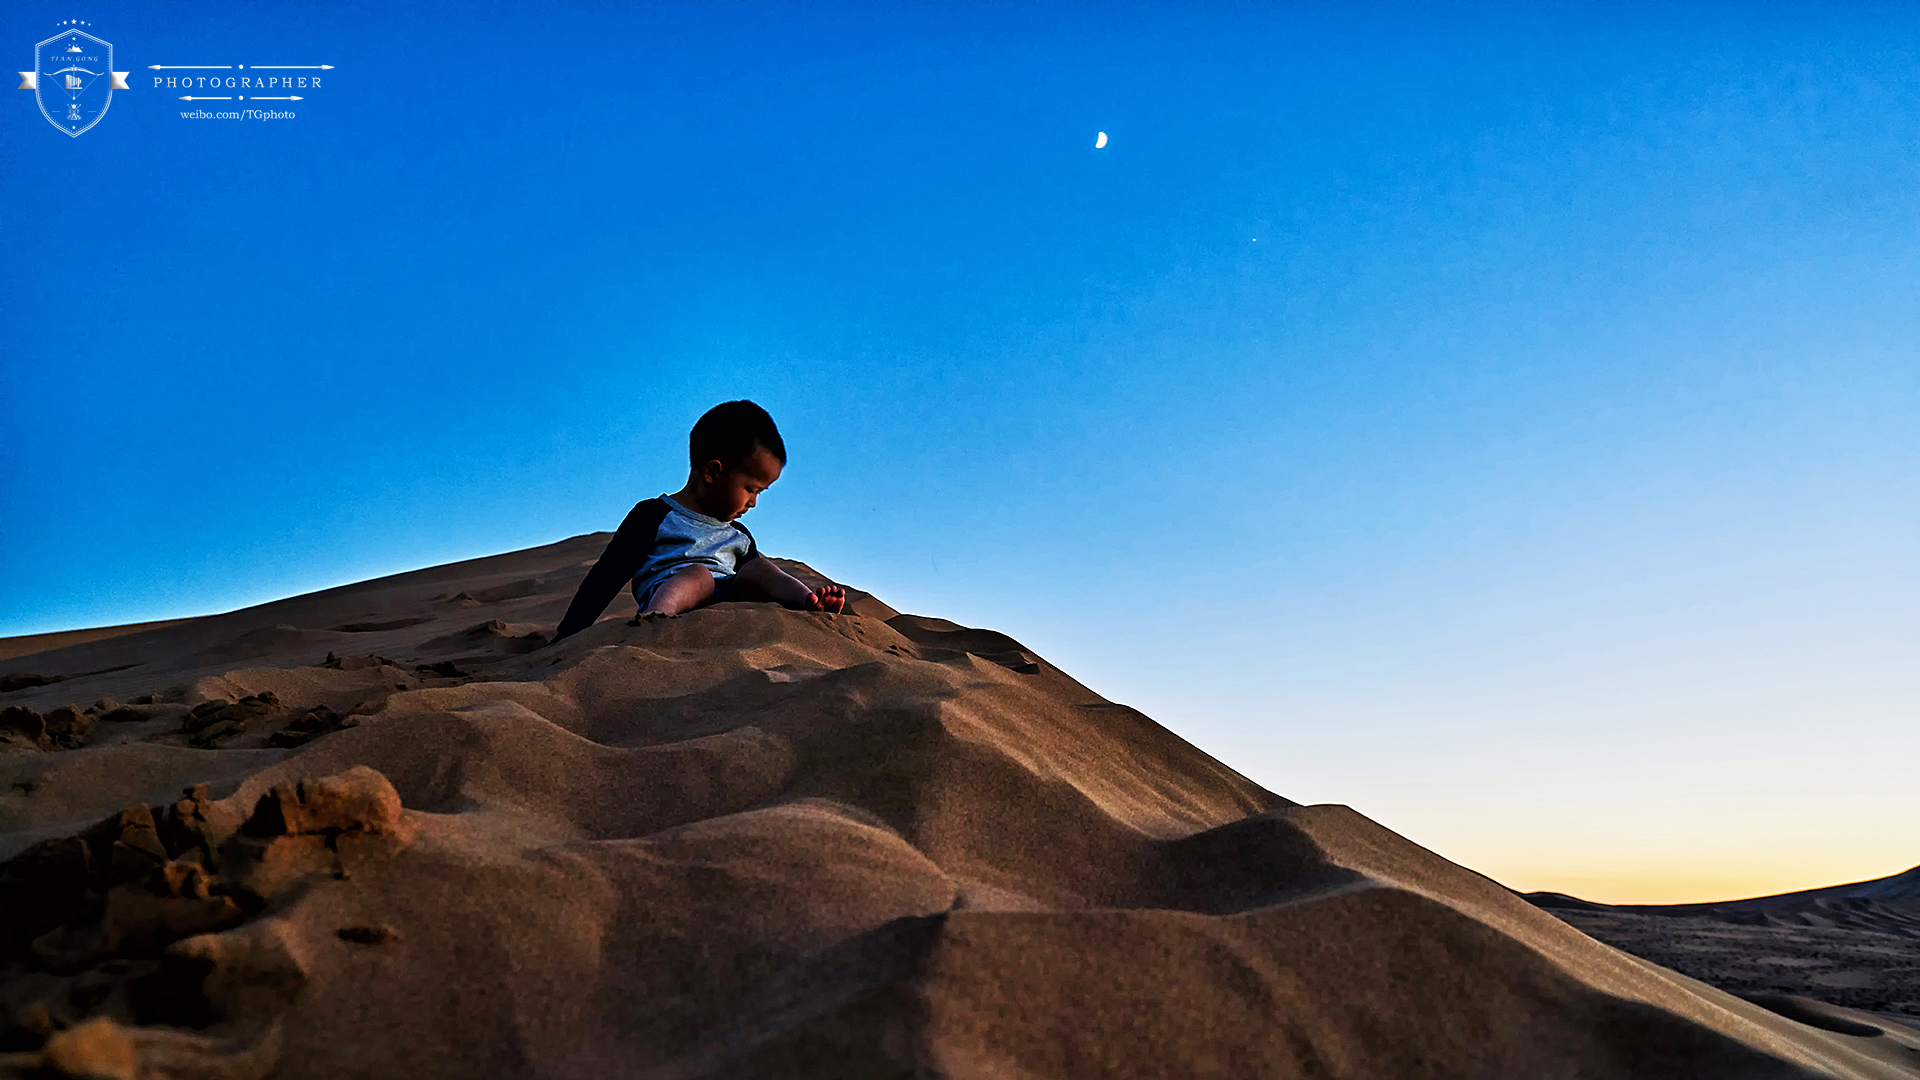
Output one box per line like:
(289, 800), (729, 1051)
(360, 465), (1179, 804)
(1095, 131), (1107, 149)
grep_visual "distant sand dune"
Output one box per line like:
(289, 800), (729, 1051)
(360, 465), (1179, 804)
(0, 618), (197, 664)
(1, 535), (1915, 1078)
(1529, 871), (1920, 1029)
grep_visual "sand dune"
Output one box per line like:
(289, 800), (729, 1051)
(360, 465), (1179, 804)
(0, 620), (198, 667)
(1529, 872), (1920, 1031)
(1531, 867), (1920, 938)
(3, 536), (1918, 1078)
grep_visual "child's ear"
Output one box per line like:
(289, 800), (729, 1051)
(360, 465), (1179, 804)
(700, 459), (725, 484)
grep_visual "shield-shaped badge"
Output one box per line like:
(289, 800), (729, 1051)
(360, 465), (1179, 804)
(30, 28), (128, 137)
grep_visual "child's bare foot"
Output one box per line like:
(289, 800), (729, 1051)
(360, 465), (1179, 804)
(806, 585), (846, 614)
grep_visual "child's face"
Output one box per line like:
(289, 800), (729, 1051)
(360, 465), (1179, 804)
(697, 445), (783, 520)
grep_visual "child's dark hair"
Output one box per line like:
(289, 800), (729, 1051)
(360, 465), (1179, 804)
(689, 400), (787, 469)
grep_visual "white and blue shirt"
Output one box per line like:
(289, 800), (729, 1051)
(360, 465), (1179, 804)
(554, 495), (760, 638)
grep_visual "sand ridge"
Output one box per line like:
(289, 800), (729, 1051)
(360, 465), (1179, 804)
(1531, 874), (1920, 1033)
(1, 535), (1917, 1078)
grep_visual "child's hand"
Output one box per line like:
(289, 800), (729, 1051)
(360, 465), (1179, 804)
(806, 585), (846, 614)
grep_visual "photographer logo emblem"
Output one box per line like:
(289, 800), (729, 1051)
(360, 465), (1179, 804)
(18, 22), (129, 137)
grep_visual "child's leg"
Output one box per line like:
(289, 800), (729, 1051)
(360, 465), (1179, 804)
(707, 575), (771, 604)
(735, 556), (847, 613)
(641, 565), (716, 616)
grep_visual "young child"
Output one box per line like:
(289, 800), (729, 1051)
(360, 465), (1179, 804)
(552, 400), (845, 641)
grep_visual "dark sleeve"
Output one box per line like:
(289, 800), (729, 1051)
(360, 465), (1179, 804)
(732, 522), (760, 564)
(554, 499), (669, 640)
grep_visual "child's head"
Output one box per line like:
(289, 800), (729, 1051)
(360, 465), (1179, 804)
(685, 400), (786, 520)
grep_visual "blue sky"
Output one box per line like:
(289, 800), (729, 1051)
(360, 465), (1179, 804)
(4, 1), (1916, 902)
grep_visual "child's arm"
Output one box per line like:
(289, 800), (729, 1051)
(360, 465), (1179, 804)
(554, 500), (671, 640)
(736, 555), (846, 613)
